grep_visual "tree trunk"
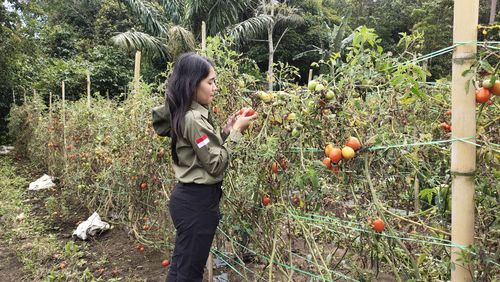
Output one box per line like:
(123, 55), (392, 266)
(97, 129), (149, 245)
(267, 2), (275, 92)
(490, 0), (497, 24)
(268, 24), (274, 91)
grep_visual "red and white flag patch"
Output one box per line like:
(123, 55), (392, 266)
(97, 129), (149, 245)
(195, 134), (210, 148)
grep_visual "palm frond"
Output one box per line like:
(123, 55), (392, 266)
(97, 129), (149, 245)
(158, 0), (185, 24)
(166, 25), (196, 58)
(228, 14), (273, 45)
(121, 0), (169, 36)
(274, 4), (303, 30)
(204, 0), (247, 35)
(185, 0), (207, 25)
(111, 31), (169, 59)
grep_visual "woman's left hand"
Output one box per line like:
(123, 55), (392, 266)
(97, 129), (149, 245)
(223, 111), (238, 135)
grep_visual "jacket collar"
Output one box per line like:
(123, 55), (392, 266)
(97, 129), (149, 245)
(190, 101), (209, 119)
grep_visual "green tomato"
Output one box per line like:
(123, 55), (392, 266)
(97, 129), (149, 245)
(308, 80), (318, 91)
(315, 84), (325, 92)
(325, 91), (335, 100)
(482, 78), (493, 89)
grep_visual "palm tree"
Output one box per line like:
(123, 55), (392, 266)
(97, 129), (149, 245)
(230, 0), (303, 91)
(111, 0), (248, 59)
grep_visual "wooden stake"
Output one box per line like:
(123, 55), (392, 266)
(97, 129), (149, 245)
(134, 51), (142, 94)
(308, 69), (313, 83)
(62, 81), (67, 172)
(451, 1), (478, 281)
(48, 91), (53, 175)
(489, 0), (498, 24)
(87, 70), (91, 108)
(201, 21), (207, 52)
(413, 176), (420, 213)
(49, 92), (53, 120)
(12, 90), (15, 104)
(207, 252), (213, 281)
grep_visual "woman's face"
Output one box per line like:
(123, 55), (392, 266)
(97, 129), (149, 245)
(195, 67), (217, 105)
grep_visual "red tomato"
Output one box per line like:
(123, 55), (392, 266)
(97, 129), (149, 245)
(322, 157), (333, 169)
(239, 107), (256, 116)
(262, 196), (271, 206)
(372, 219), (385, 232)
(161, 259), (170, 267)
(475, 87), (491, 103)
(136, 245), (145, 252)
(140, 182), (148, 190)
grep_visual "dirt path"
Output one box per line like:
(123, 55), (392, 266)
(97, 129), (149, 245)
(0, 155), (170, 281)
(0, 242), (28, 281)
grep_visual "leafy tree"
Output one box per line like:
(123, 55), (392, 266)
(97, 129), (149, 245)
(411, 0), (454, 79)
(231, 0), (303, 90)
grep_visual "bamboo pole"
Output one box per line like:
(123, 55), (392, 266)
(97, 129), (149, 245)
(134, 51), (141, 94)
(308, 69), (313, 83)
(451, 1), (479, 281)
(87, 70), (91, 108)
(201, 21), (207, 52)
(12, 90), (15, 104)
(207, 252), (213, 281)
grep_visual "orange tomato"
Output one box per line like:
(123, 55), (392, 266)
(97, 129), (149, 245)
(491, 81), (500, 96)
(271, 162), (279, 173)
(372, 219), (385, 232)
(324, 144), (334, 156)
(328, 148), (342, 163)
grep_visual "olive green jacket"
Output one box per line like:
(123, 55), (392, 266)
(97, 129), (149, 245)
(152, 102), (241, 184)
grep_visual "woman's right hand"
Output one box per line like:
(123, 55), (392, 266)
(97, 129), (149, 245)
(232, 108), (258, 133)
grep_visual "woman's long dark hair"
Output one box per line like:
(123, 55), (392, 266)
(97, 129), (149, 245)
(166, 52), (214, 164)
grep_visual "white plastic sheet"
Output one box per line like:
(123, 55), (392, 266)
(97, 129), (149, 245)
(0, 145), (14, 155)
(72, 212), (110, 240)
(28, 174), (56, 191)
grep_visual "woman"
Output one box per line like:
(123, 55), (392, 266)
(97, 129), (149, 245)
(158, 52), (257, 281)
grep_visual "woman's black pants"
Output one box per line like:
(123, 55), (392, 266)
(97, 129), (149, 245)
(166, 182), (222, 282)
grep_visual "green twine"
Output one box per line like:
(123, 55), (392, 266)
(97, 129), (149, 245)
(210, 248), (258, 280)
(392, 40), (500, 70)
(289, 137), (500, 154)
(216, 227), (358, 281)
(367, 137), (474, 151)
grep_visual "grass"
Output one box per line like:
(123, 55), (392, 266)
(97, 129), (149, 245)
(0, 156), (100, 281)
